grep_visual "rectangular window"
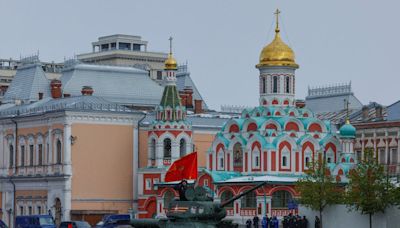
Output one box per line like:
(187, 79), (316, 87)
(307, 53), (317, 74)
(145, 179), (152, 190)
(21, 145), (25, 166)
(9, 144), (14, 168)
(119, 42), (131, 50)
(20, 206), (24, 215)
(391, 148), (398, 164)
(38, 144), (43, 165)
(28, 206), (32, 215)
(356, 150), (362, 162)
(37, 206), (41, 214)
(379, 149), (386, 164)
(153, 178), (159, 190)
(29, 145), (34, 166)
(157, 71), (163, 80)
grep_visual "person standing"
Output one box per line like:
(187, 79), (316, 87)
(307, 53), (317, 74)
(246, 219), (253, 228)
(302, 216), (308, 228)
(314, 216), (320, 228)
(253, 215), (260, 228)
(261, 216), (268, 228)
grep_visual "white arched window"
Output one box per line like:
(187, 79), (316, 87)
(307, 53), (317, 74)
(163, 138), (171, 159)
(304, 147), (312, 169)
(286, 76), (290, 93)
(252, 148), (260, 169)
(28, 137), (34, 166)
(217, 149), (224, 170)
(36, 135), (43, 166)
(273, 76), (278, 93)
(281, 146), (290, 168)
(56, 139), (62, 164)
(180, 138), (186, 157)
(150, 138), (156, 162)
(19, 137), (26, 167)
(9, 143), (14, 168)
(326, 148), (334, 163)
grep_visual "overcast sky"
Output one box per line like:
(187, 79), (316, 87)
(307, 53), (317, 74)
(0, 0), (399, 110)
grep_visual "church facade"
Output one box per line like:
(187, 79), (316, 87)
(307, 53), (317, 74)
(137, 11), (357, 222)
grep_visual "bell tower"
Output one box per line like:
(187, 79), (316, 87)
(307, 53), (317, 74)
(256, 9), (299, 107)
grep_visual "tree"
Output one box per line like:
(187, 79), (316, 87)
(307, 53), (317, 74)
(296, 159), (343, 228)
(346, 148), (394, 228)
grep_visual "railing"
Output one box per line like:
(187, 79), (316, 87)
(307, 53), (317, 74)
(226, 208), (234, 216)
(7, 164), (65, 177)
(271, 209), (298, 217)
(239, 209), (256, 216)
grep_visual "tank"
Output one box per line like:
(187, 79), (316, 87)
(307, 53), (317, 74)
(131, 181), (266, 228)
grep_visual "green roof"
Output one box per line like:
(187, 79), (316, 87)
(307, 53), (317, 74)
(160, 85), (181, 108)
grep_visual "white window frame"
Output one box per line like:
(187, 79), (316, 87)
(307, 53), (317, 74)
(252, 148), (260, 169)
(281, 147), (290, 168)
(145, 178), (152, 190)
(217, 149), (224, 170)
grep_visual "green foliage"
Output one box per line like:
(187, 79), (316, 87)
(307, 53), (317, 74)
(345, 148), (394, 215)
(296, 159), (343, 212)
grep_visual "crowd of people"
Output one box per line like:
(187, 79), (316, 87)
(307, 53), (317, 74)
(246, 214), (321, 228)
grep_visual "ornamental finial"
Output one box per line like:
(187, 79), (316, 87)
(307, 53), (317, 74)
(169, 36), (173, 55)
(274, 9), (281, 33)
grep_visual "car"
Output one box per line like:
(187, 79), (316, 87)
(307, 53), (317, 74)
(16, 215), (56, 228)
(0, 219), (8, 228)
(97, 214), (130, 228)
(59, 221), (91, 228)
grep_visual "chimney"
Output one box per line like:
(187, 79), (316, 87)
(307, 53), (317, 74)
(194, 99), (203, 114)
(184, 86), (193, 108)
(375, 105), (383, 120)
(179, 91), (188, 107)
(50, 79), (62, 99)
(362, 106), (369, 121)
(38, 92), (43, 100)
(81, 86), (94, 96)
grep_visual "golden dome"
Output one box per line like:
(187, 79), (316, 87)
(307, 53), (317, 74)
(165, 53), (177, 70)
(257, 10), (298, 68)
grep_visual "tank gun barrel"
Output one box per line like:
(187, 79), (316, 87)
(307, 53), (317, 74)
(220, 181), (266, 208)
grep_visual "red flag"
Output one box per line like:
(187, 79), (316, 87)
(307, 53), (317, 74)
(165, 152), (198, 182)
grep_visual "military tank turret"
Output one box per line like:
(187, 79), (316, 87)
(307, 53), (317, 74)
(131, 181), (266, 228)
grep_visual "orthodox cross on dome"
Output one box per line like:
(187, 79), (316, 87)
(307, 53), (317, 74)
(274, 9), (281, 32)
(344, 98), (351, 122)
(169, 36), (173, 55)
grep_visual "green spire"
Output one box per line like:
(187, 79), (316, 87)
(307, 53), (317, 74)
(160, 85), (181, 108)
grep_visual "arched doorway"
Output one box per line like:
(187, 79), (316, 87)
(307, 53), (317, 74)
(54, 198), (62, 226)
(220, 191), (234, 208)
(271, 190), (292, 209)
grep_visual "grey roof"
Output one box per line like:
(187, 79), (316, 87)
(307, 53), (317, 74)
(306, 93), (363, 114)
(3, 63), (51, 104)
(0, 95), (135, 118)
(61, 64), (163, 106)
(176, 65), (208, 110)
(387, 100), (400, 121)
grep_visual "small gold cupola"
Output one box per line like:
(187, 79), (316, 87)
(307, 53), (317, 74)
(164, 36), (178, 70)
(257, 9), (298, 69)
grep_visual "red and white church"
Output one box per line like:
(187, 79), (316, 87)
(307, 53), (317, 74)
(137, 14), (357, 222)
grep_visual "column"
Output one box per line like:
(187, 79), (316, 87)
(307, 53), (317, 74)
(63, 124), (72, 175)
(47, 127), (53, 175)
(62, 180), (71, 221)
(156, 142), (163, 168)
(132, 125), (139, 214)
(257, 196), (265, 216)
(0, 129), (5, 175)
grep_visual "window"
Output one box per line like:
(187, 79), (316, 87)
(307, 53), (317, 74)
(272, 190), (293, 208)
(379, 149), (386, 164)
(157, 71), (163, 80)
(356, 150), (362, 162)
(180, 139), (186, 157)
(9, 144), (14, 168)
(327, 157), (331, 163)
(153, 178), (159, 190)
(233, 143), (243, 171)
(273, 76), (278, 93)
(118, 42), (131, 50)
(37, 206), (42, 215)
(326, 148), (335, 164)
(29, 145), (34, 166)
(241, 191), (256, 208)
(46, 143), (49, 164)
(204, 179), (209, 187)
(391, 148), (398, 164)
(20, 206), (24, 215)
(305, 157), (310, 166)
(56, 139), (62, 164)
(286, 76), (290, 93)
(163, 138), (171, 159)
(38, 144), (43, 165)
(282, 156), (287, 166)
(252, 149), (260, 169)
(150, 139), (156, 162)
(28, 206), (32, 215)
(221, 191), (234, 208)
(21, 145), (25, 166)
(145, 179), (152, 190)
(262, 77), (266, 93)
(217, 150), (224, 170)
